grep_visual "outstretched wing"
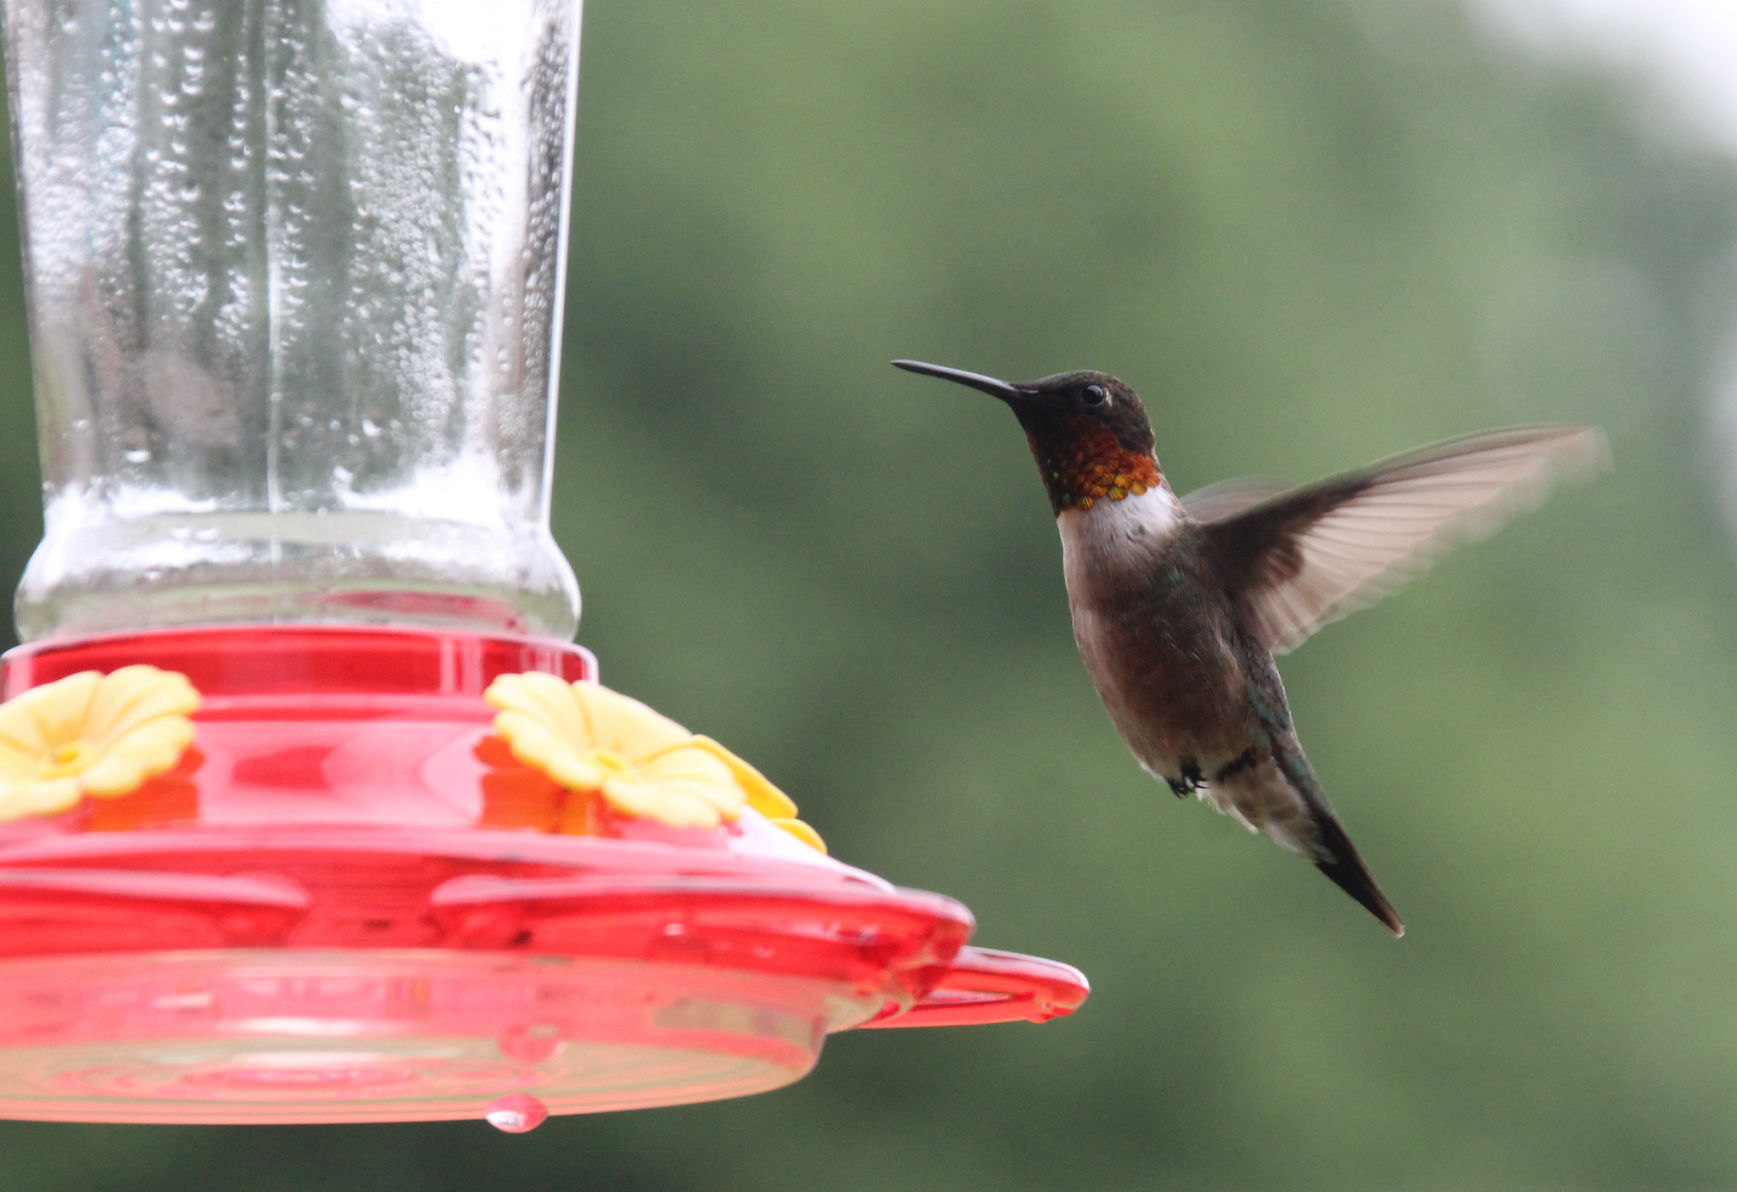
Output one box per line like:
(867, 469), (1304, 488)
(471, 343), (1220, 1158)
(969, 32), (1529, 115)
(1191, 426), (1608, 654)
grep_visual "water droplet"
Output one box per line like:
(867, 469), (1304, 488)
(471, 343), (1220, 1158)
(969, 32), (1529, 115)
(485, 1093), (547, 1133)
(124, 447), (152, 464)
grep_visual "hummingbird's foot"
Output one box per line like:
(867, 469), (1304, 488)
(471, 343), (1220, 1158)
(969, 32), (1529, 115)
(1167, 763), (1204, 799)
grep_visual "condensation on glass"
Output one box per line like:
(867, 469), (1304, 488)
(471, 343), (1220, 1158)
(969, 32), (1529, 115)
(2, 0), (583, 641)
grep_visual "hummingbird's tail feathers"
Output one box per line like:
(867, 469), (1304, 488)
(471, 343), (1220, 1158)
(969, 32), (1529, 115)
(1223, 733), (1405, 936)
(1308, 813), (1405, 937)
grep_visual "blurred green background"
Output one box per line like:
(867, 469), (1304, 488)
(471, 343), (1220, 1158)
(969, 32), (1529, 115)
(2, 0), (1736, 1187)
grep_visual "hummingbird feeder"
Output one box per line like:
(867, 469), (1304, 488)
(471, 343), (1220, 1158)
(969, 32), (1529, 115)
(0, 0), (1087, 1126)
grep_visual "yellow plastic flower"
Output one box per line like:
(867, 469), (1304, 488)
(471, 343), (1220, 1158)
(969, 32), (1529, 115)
(485, 674), (825, 850)
(0, 666), (200, 822)
(690, 734), (826, 852)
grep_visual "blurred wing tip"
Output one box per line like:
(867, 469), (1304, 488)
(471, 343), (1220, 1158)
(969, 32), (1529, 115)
(1471, 423), (1612, 484)
(1553, 424), (1613, 475)
(1459, 422), (1612, 522)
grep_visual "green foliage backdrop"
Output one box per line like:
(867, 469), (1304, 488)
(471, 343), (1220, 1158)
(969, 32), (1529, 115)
(1, 0), (1735, 1187)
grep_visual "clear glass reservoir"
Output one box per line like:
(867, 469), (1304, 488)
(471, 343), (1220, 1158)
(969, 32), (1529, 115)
(3, 0), (583, 641)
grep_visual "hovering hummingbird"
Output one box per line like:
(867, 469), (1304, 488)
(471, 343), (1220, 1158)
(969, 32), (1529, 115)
(894, 359), (1607, 935)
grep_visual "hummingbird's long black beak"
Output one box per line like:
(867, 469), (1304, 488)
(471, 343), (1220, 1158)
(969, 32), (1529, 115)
(892, 360), (1029, 404)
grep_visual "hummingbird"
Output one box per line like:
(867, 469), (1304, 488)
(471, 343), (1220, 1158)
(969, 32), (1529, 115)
(894, 359), (1607, 935)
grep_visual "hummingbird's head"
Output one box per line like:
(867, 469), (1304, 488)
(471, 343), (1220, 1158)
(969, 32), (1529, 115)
(893, 360), (1163, 513)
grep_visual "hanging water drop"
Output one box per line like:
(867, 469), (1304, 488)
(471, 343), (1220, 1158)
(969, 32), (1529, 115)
(484, 1093), (547, 1133)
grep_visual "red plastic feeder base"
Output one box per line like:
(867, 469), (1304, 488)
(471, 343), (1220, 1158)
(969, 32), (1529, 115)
(0, 628), (1087, 1125)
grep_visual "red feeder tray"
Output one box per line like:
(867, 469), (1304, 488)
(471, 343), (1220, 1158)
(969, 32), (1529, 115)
(0, 627), (1087, 1125)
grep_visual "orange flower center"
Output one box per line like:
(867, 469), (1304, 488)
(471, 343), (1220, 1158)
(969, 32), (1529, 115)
(587, 749), (633, 778)
(39, 740), (94, 780)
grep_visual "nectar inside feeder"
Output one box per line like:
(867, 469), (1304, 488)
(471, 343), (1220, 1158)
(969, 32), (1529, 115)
(0, 0), (1088, 1127)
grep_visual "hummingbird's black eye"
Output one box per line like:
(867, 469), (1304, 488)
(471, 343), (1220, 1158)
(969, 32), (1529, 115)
(1081, 383), (1109, 408)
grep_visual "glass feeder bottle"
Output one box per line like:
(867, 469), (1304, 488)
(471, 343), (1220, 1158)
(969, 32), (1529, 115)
(5, 0), (582, 642)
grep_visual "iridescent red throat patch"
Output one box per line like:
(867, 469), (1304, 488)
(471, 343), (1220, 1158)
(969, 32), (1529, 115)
(1025, 419), (1163, 513)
